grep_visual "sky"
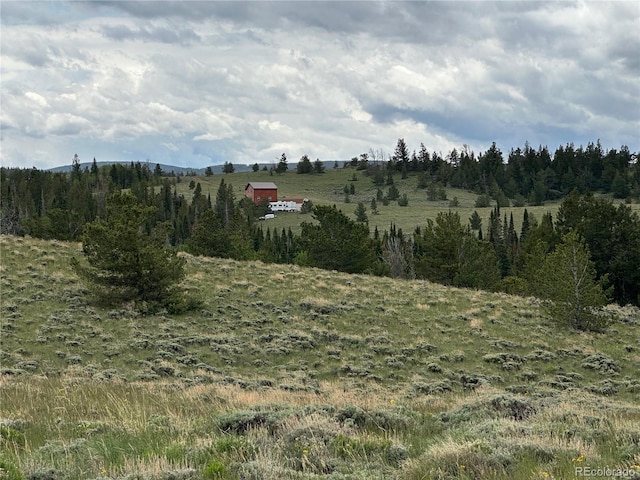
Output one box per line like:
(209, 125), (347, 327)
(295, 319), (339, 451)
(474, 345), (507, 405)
(1, 1), (639, 170)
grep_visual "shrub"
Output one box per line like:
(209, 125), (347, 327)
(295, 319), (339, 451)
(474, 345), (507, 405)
(336, 405), (367, 427)
(215, 407), (293, 435)
(202, 460), (227, 479)
(475, 194), (492, 208)
(0, 425), (25, 447)
(489, 394), (536, 421)
(581, 353), (620, 374)
(403, 439), (507, 480)
(0, 457), (23, 480)
(413, 380), (453, 395)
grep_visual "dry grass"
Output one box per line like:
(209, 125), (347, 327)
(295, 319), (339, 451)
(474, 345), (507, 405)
(1, 234), (639, 479)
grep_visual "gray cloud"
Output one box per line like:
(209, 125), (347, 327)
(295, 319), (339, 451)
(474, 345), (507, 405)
(1, 1), (638, 169)
(101, 22), (201, 45)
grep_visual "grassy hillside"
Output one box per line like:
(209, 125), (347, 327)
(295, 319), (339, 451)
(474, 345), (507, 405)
(174, 169), (572, 235)
(1, 234), (639, 479)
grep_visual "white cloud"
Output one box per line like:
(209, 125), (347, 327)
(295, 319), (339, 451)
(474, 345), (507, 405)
(25, 91), (49, 107)
(1, 1), (638, 169)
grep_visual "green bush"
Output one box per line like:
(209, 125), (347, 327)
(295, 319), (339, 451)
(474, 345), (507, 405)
(0, 457), (24, 480)
(0, 426), (25, 447)
(203, 460), (227, 479)
(215, 407), (293, 434)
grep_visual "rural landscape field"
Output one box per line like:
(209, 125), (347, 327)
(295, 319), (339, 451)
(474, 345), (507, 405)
(1, 226), (639, 479)
(3, 1), (640, 478)
(175, 167), (567, 236)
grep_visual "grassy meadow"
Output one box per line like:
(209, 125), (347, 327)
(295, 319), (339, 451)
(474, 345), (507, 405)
(1, 234), (639, 479)
(174, 168), (574, 236)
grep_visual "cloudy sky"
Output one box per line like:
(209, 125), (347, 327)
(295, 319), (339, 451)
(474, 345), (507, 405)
(1, 1), (639, 170)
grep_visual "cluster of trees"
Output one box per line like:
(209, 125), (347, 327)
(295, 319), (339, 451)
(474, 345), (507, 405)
(358, 139), (639, 205)
(296, 155), (325, 174)
(1, 158), (166, 239)
(184, 180), (639, 313)
(71, 187), (637, 327)
(2, 140), (639, 320)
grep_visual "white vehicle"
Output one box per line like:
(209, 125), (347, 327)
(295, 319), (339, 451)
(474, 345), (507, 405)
(269, 201), (297, 212)
(259, 213), (276, 220)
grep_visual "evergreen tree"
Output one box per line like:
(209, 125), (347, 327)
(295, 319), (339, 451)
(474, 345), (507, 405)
(71, 154), (82, 182)
(534, 230), (609, 331)
(454, 234), (502, 290)
(520, 209), (531, 242)
(387, 184), (400, 201)
(413, 211), (500, 289)
(469, 211), (482, 232)
(297, 155), (313, 174)
(417, 171), (428, 189)
(299, 205), (376, 274)
(413, 211), (465, 284)
(214, 179), (235, 228)
(90, 158), (99, 179)
(189, 178), (253, 260)
(354, 202), (368, 223)
(556, 192), (640, 305)
(277, 153), (288, 174)
(393, 138), (410, 171)
(300, 199), (313, 214)
(71, 192), (186, 310)
(427, 183), (438, 201)
(386, 169), (394, 186)
(611, 171), (630, 198)
(371, 166), (385, 186)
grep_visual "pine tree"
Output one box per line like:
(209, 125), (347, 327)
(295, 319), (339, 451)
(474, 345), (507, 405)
(534, 230), (609, 331)
(297, 155), (313, 174)
(354, 202), (368, 223)
(387, 184), (400, 201)
(393, 138), (410, 171)
(72, 192), (186, 311)
(299, 205), (376, 274)
(277, 153), (288, 174)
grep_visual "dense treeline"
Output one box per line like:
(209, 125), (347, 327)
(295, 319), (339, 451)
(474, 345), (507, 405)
(354, 139), (638, 206)
(1, 141), (639, 307)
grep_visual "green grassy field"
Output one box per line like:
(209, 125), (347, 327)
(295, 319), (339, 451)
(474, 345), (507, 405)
(1, 234), (639, 479)
(174, 168), (639, 236)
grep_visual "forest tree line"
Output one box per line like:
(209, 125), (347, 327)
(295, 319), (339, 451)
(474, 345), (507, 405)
(1, 141), (639, 308)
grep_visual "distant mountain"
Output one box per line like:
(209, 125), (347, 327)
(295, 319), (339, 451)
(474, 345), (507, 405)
(48, 161), (255, 175)
(47, 160), (346, 174)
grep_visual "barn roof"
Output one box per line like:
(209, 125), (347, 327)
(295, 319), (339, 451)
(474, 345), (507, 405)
(246, 182), (278, 190)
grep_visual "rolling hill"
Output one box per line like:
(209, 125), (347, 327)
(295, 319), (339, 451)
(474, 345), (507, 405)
(1, 234), (639, 479)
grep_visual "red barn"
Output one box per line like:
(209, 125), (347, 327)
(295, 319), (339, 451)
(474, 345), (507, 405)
(245, 182), (278, 204)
